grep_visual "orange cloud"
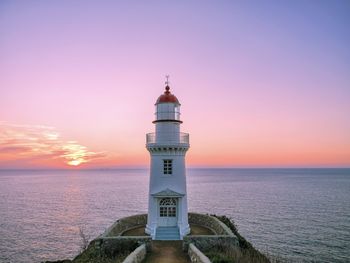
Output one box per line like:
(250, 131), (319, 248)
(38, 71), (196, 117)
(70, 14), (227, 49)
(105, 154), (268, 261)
(0, 122), (107, 168)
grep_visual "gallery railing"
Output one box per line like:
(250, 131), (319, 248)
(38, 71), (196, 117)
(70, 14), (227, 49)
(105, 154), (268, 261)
(146, 132), (189, 146)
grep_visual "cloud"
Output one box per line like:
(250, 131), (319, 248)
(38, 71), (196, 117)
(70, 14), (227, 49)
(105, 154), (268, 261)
(0, 146), (32, 153)
(0, 122), (107, 167)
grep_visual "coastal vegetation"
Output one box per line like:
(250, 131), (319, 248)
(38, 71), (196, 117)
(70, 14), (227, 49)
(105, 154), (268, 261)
(72, 241), (135, 263)
(45, 240), (139, 263)
(45, 214), (277, 263)
(207, 215), (271, 263)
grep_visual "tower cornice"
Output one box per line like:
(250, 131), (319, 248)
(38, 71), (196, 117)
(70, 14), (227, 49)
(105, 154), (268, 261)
(152, 119), (183, 124)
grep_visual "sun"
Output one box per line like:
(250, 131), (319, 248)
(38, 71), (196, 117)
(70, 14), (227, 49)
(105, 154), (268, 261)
(68, 159), (83, 166)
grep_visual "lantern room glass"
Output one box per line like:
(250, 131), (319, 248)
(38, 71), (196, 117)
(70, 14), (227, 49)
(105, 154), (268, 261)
(155, 103), (181, 121)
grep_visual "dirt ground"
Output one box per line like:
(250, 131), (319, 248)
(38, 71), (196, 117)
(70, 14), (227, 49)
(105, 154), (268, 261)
(189, 224), (214, 235)
(122, 226), (149, 236)
(142, 241), (191, 263)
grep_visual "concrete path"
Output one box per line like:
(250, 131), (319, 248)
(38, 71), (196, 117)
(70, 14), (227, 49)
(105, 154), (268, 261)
(142, 241), (191, 263)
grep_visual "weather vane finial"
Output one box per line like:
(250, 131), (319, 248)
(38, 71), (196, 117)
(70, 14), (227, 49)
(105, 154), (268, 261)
(165, 75), (170, 86)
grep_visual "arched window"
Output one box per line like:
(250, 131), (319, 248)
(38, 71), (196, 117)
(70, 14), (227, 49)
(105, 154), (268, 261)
(159, 198), (177, 217)
(159, 198), (177, 206)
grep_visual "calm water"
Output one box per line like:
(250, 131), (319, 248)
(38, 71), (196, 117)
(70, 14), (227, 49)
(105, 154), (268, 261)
(0, 169), (349, 263)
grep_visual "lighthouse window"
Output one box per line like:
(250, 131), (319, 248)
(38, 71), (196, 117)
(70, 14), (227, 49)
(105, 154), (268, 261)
(168, 206), (176, 217)
(174, 106), (180, 120)
(159, 207), (167, 217)
(163, 159), (173, 175)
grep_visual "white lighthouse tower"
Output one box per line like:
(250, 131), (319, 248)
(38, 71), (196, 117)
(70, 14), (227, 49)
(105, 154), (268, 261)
(145, 79), (190, 240)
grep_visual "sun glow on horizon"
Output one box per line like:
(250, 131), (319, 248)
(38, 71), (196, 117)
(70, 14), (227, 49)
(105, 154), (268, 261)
(68, 159), (84, 166)
(0, 122), (108, 168)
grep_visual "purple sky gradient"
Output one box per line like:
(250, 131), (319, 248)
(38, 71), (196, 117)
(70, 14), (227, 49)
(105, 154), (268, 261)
(1, 1), (349, 168)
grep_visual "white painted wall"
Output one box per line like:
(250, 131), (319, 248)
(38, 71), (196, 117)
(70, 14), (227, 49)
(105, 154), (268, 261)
(155, 122), (180, 143)
(146, 100), (190, 239)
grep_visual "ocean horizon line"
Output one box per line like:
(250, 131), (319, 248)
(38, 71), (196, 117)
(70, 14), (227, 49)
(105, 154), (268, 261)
(0, 167), (349, 172)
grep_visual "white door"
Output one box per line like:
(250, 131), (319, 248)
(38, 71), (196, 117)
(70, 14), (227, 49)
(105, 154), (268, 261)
(158, 197), (178, 227)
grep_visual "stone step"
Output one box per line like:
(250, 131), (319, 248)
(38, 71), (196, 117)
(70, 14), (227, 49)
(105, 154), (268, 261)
(156, 231), (180, 235)
(157, 228), (179, 233)
(155, 235), (180, 240)
(156, 230), (180, 235)
(156, 232), (179, 236)
(155, 236), (180, 240)
(155, 227), (180, 240)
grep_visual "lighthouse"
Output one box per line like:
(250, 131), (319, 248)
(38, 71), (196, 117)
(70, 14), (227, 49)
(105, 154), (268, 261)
(145, 79), (190, 240)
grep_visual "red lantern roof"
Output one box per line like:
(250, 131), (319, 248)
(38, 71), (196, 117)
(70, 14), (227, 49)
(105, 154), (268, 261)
(155, 86), (180, 104)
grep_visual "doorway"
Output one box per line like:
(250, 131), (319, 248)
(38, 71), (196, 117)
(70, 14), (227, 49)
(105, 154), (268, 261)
(158, 197), (178, 227)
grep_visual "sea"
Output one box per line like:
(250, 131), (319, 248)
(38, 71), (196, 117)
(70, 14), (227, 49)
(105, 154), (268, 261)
(0, 168), (349, 263)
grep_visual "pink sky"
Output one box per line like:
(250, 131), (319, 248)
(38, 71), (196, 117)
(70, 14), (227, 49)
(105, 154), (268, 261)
(1, 1), (349, 168)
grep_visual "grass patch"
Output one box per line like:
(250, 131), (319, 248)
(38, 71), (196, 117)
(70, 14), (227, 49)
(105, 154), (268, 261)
(71, 240), (139, 263)
(203, 215), (272, 263)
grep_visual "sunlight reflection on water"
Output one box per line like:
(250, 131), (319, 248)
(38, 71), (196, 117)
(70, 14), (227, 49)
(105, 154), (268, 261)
(0, 169), (349, 262)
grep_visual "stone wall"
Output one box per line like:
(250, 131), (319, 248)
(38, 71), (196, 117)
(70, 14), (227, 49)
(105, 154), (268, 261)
(101, 214), (147, 237)
(101, 213), (232, 238)
(183, 236), (239, 252)
(94, 213), (238, 263)
(92, 236), (152, 258)
(188, 213), (233, 236)
(122, 244), (147, 263)
(188, 243), (211, 263)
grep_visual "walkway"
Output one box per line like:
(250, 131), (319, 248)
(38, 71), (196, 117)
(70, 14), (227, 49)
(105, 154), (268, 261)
(142, 241), (191, 263)
(124, 225), (213, 263)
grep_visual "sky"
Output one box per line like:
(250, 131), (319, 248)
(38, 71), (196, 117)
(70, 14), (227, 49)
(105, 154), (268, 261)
(0, 0), (349, 169)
